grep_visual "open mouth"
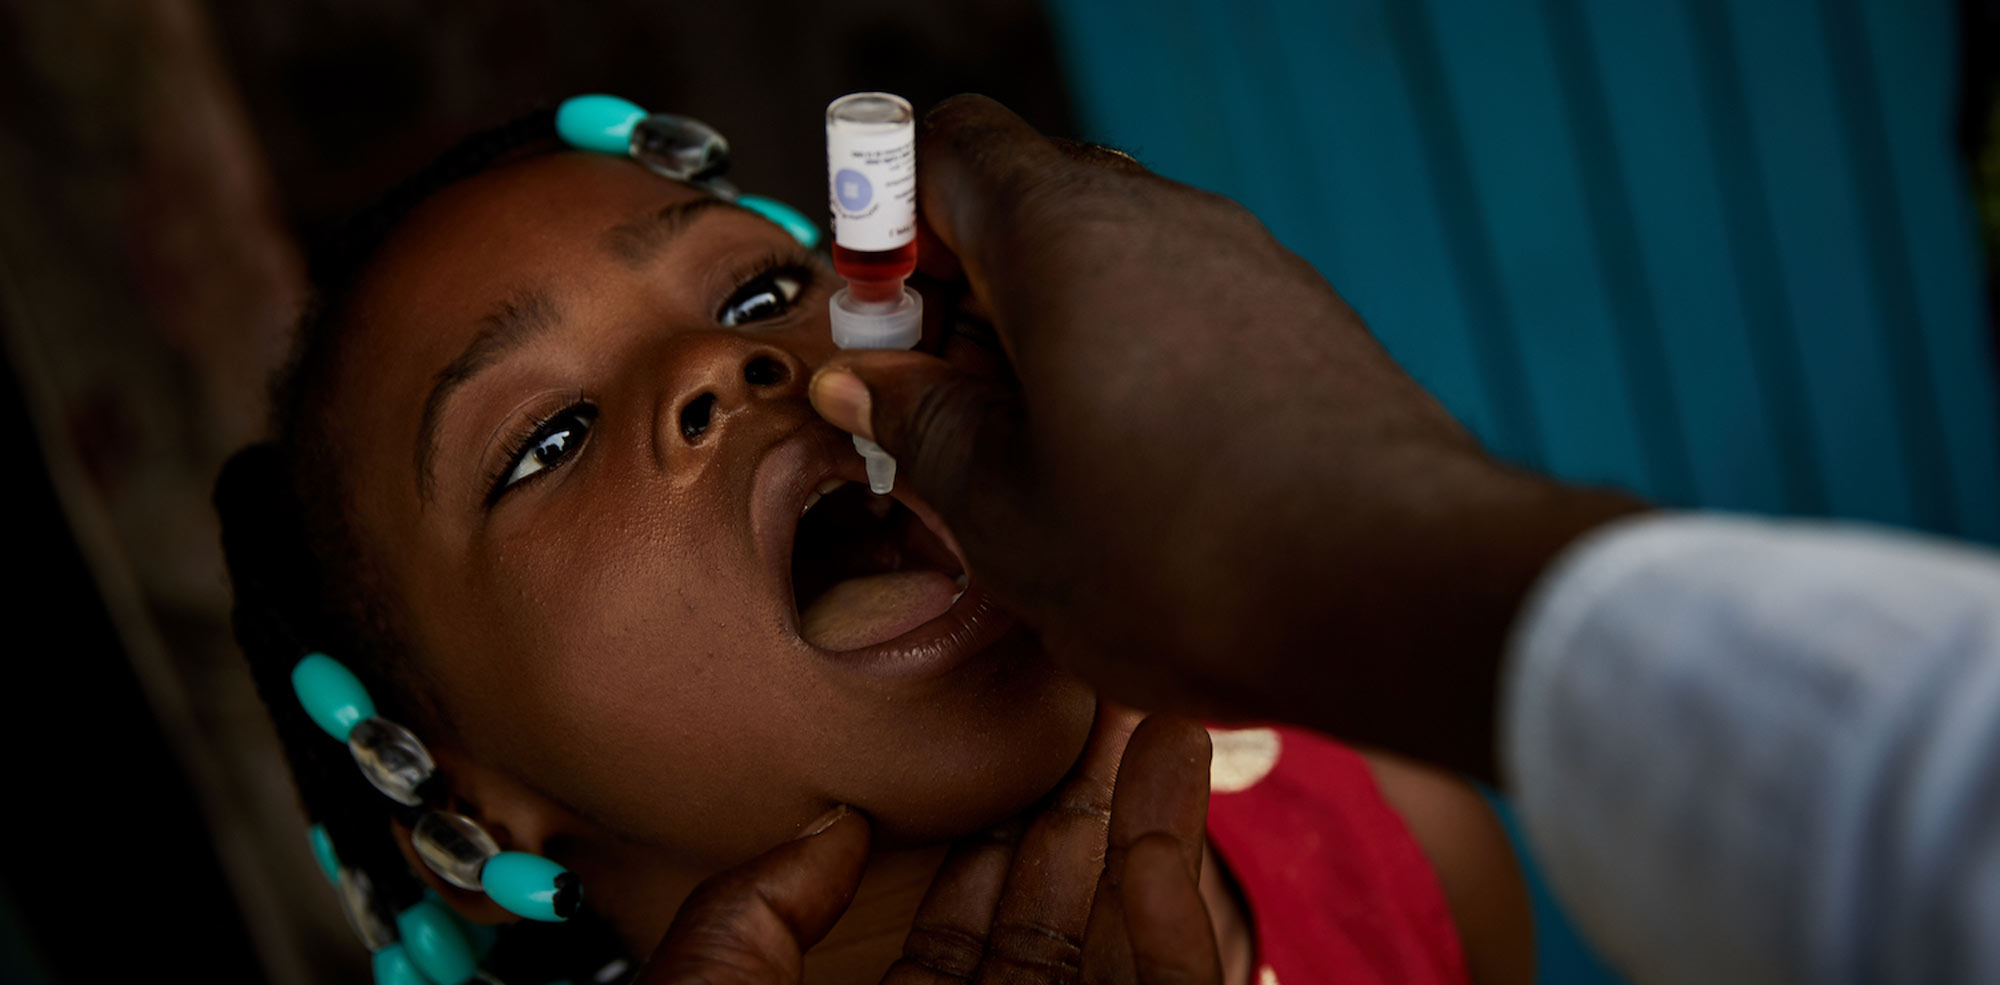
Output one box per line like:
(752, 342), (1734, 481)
(790, 478), (970, 652)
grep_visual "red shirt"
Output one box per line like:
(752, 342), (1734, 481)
(1204, 726), (1469, 985)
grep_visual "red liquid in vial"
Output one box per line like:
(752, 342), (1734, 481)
(833, 240), (918, 305)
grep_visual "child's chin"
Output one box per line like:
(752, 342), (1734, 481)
(858, 682), (1096, 848)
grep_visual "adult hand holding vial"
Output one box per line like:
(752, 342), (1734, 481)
(808, 95), (1639, 776)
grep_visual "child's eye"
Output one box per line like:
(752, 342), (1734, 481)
(493, 405), (596, 499)
(718, 269), (806, 326)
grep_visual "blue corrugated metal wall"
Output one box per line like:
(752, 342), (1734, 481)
(1044, 1), (2000, 982)
(1046, 0), (1997, 536)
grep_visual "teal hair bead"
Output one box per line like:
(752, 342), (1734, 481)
(372, 944), (428, 985)
(396, 900), (478, 985)
(481, 851), (580, 923)
(737, 195), (822, 249)
(292, 653), (376, 741)
(423, 890), (498, 960)
(456, 911), (499, 959)
(557, 95), (647, 154)
(308, 824), (341, 885)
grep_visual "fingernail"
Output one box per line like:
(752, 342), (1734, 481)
(795, 804), (850, 840)
(809, 368), (874, 441)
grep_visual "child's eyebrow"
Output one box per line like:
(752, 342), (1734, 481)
(601, 198), (734, 266)
(414, 288), (563, 502)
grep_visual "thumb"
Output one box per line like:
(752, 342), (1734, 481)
(635, 806), (870, 985)
(808, 350), (1024, 539)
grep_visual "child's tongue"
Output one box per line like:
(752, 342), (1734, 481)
(800, 570), (959, 651)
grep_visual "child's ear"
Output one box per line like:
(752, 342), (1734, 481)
(388, 747), (574, 926)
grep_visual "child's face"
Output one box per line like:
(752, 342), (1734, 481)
(326, 152), (1093, 875)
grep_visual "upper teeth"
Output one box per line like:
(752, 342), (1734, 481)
(801, 478), (849, 516)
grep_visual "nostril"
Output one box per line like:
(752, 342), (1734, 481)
(679, 393), (717, 442)
(743, 356), (788, 388)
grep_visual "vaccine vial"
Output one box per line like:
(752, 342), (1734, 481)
(826, 92), (923, 494)
(827, 93), (918, 302)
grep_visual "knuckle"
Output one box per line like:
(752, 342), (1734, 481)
(982, 918), (1086, 981)
(1045, 799), (1115, 827)
(1008, 166), (1129, 235)
(1047, 136), (1151, 175)
(898, 923), (988, 981)
(922, 93), (1004, 132)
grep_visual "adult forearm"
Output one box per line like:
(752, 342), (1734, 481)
(1191, 453), (1644, 780)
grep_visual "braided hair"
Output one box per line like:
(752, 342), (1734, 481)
(215, 106), (626, 983)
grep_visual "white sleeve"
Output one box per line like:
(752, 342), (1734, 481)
(1502, 513), (2000, 985)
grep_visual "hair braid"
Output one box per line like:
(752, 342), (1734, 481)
(218, 104), (630, 981)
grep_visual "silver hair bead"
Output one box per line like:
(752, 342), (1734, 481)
(336, 867), (395, 952)
(629, 114), (730, 182)
(413, 811), (501, 891)
(348, 717), (435, 806)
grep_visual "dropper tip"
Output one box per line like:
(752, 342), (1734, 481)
(864, 451), (897, 495)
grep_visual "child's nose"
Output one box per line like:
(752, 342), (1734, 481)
(658, 334), (805, 451)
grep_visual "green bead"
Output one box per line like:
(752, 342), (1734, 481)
(481, 851), (580, 923)
(371, 944), (427, 985)
(308, 824), (341, 885)
(292, 653), (375, 742)
(396, 899), (477, 985)
(737, 195), (822, 249)
(556, 95), (647, 154)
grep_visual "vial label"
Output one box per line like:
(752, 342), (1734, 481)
(827, 121), (916, 252)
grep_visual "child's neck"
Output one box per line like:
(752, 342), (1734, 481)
(801, 841), (1257, 985)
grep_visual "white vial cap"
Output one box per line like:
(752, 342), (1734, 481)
(829, 286), (923, 351)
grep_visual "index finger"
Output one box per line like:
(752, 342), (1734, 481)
(912, 125), (1146, 291)
(916, 94), (1073, 293)
(916, 98), (1155, 356)
(972, 702), (1143, 985)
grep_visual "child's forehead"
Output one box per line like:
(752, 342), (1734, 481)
(370, 153), (708, 293)
(344, 153), (707, 348)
